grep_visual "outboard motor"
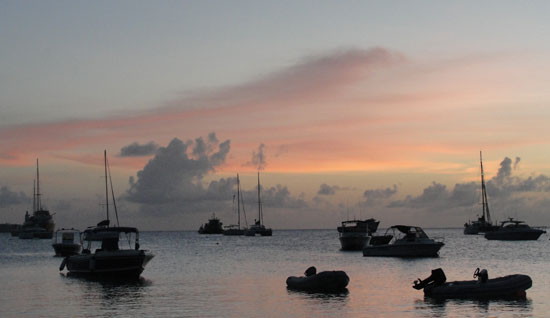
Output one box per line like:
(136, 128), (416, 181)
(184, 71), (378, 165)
(474, 268), (488, 283)
(413, 268), (447, 290)
(304, 266), (317, 277)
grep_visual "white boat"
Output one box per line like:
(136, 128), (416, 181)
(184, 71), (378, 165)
(223, 173), (248, 236)
(52, 228), (81, 257)
(363, 225), (444, 257)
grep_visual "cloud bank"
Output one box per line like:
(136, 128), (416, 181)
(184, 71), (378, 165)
(119, 141), (159, 157)
(0, 186), (31, 207)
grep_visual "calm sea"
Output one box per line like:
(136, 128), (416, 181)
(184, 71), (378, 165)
(0, 229), (548, 318)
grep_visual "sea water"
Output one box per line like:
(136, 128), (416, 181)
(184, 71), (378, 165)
(0, 229), (547, 318)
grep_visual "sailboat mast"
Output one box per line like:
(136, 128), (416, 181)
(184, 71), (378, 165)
(480, 151), (491, 223)
(237, 173), (241, 229)
(104, 150), (109, 222)
(36, 159), (41, 210)
(33, 179), (36, 212)
(257, 172), (262, 225)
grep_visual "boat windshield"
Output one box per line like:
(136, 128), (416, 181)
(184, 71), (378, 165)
(81, 227), (139, 252)
(53, 229), (80, 244)
(391, 225), (429, 238)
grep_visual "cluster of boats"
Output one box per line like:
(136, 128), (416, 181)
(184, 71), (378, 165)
(198, 173), (272, 237)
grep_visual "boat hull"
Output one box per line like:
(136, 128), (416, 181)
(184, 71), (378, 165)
(485, 230), (545, 241)
(424, 274), (532, 299)
(286, 271), (349, 292)
(363, 242), (444, 257)
(52, 243), (81, 257)
(222, 228), (245, 236)
(339, 235), (369, 251)
(64, 250), (154, 279)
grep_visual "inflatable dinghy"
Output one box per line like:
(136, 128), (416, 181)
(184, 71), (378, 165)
(286, 266), (349, 292)
(414, 268), (532, 299)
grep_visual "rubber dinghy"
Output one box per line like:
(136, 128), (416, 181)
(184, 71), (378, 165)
(413, 268), (532, 299)
(286, 266), (349, 292)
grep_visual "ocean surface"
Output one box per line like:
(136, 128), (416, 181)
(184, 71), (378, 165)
(0, 229), (548, 318)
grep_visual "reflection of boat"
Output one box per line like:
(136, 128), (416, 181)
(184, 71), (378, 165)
(198, 214), (223, 234)
(52, 228), (81, 256)
(61, 151), (154, 280)
(363, 225), (444, 257)
(337, 219), (379, 250)
(223, 174), (248, 236)
(484, 218), (546, 241)
(414, 268), (532, 299)
(286, 266), (349, 292)
(244, 172), (272, 236)
(17, 160), (55, 239)
(464, 152), (498, 235)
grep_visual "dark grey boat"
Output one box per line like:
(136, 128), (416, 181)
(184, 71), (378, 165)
(484, 218), (545, 241)
(244, 172), (272, 237)
(414, 268), (532, 299)
(223, 173), (248, 236)
(337, 219), (380, 251)
(286, 267), (349, 292)
(363, 225), (444, 257)
(60, 150), (153, 280)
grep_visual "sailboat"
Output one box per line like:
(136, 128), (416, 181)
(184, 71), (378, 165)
(464, 152), (498, 235)
(60, 150), (154, 279)
(245, 172), (272, 236)
(18, 159), (55, 239)
(223, 173), (248, 235)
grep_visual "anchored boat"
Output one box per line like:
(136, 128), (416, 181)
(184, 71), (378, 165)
(484, 218), (545, 241)
(286, 266), (349, 292)
(363, 225), (444, 257)
(414, 268), (532, 299)
(337, 218), (379, 251)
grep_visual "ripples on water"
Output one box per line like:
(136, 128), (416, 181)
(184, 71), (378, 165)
(0, 229), (547, 317)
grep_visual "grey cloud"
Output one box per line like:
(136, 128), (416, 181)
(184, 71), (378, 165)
(244, 143), (267, 170)
(318, 184), (340, 195)
(120, 141), (159, 157)
(363, 185), (398, 206)
(514, 157), (521, 170)
(125, 134), (231, 206)
(0, 186), (31, 207)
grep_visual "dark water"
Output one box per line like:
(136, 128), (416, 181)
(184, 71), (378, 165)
(0, 229), (547, 317)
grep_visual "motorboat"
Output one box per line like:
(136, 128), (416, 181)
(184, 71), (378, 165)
(61, 221), (154, 279)
(59, 150), (154, 280)
(286, 266), (349, 292)
(464, 152), (498, 235)
(363, 225), (444, 257)
(244, 172), (272, 236)
(484, 218), (545, 241)
(52, 228), (81, 257)
(198, 214), (224, 234)
(337, 219), (379, 251)
(413, 268), (532, 299)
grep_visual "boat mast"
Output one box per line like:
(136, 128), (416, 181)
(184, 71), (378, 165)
(104, 150), (109, 223)
(36, 159), (41, 211)
(237, 173), (241, 229)
(257, 172), (262, 225)
(480, 151), (491, 223)
(32, 179), (36, 212)
(107, 155), (120, 227)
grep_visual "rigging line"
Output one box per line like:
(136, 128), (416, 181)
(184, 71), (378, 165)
(106, 155), (120, 227)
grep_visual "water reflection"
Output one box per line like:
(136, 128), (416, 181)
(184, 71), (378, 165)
(415, 297), (533, 318)
(286, 288), (349, 313)
(60, 273), (151, 315)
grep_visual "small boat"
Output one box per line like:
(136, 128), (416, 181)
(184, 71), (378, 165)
(484, 218), (546, 241)
(337, 219), (379, 251)
(286, 266), (349, 292)
(52, 228), (81, 257)
(244, 172), (272, 236)
(464, 152), (498, 235)
(413, 268), (532, 299)
(60, 151), (154, 280)
(223, 173), (248, 236)
(363, 225), (444, 257)
(198, 214), (224, 234)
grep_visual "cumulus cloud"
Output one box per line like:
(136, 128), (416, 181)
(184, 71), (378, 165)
(387, 157), (550, 221)
(0, 186), (30, 207)
(318, 184), (339, 195)
(244, 143), (267, 170)
(363, 185), (398, 206)
(125, 134), (231, 205)
(119, 141), (159, 157)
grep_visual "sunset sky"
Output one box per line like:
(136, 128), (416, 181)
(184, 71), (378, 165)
(2, 1), (550, 230)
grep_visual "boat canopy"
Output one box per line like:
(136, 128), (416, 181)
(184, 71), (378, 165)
(391, 225), (429, 238)
(83, 226), (139, 241)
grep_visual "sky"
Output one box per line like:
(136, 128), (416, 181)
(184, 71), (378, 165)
(2, 1), (550, 230)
